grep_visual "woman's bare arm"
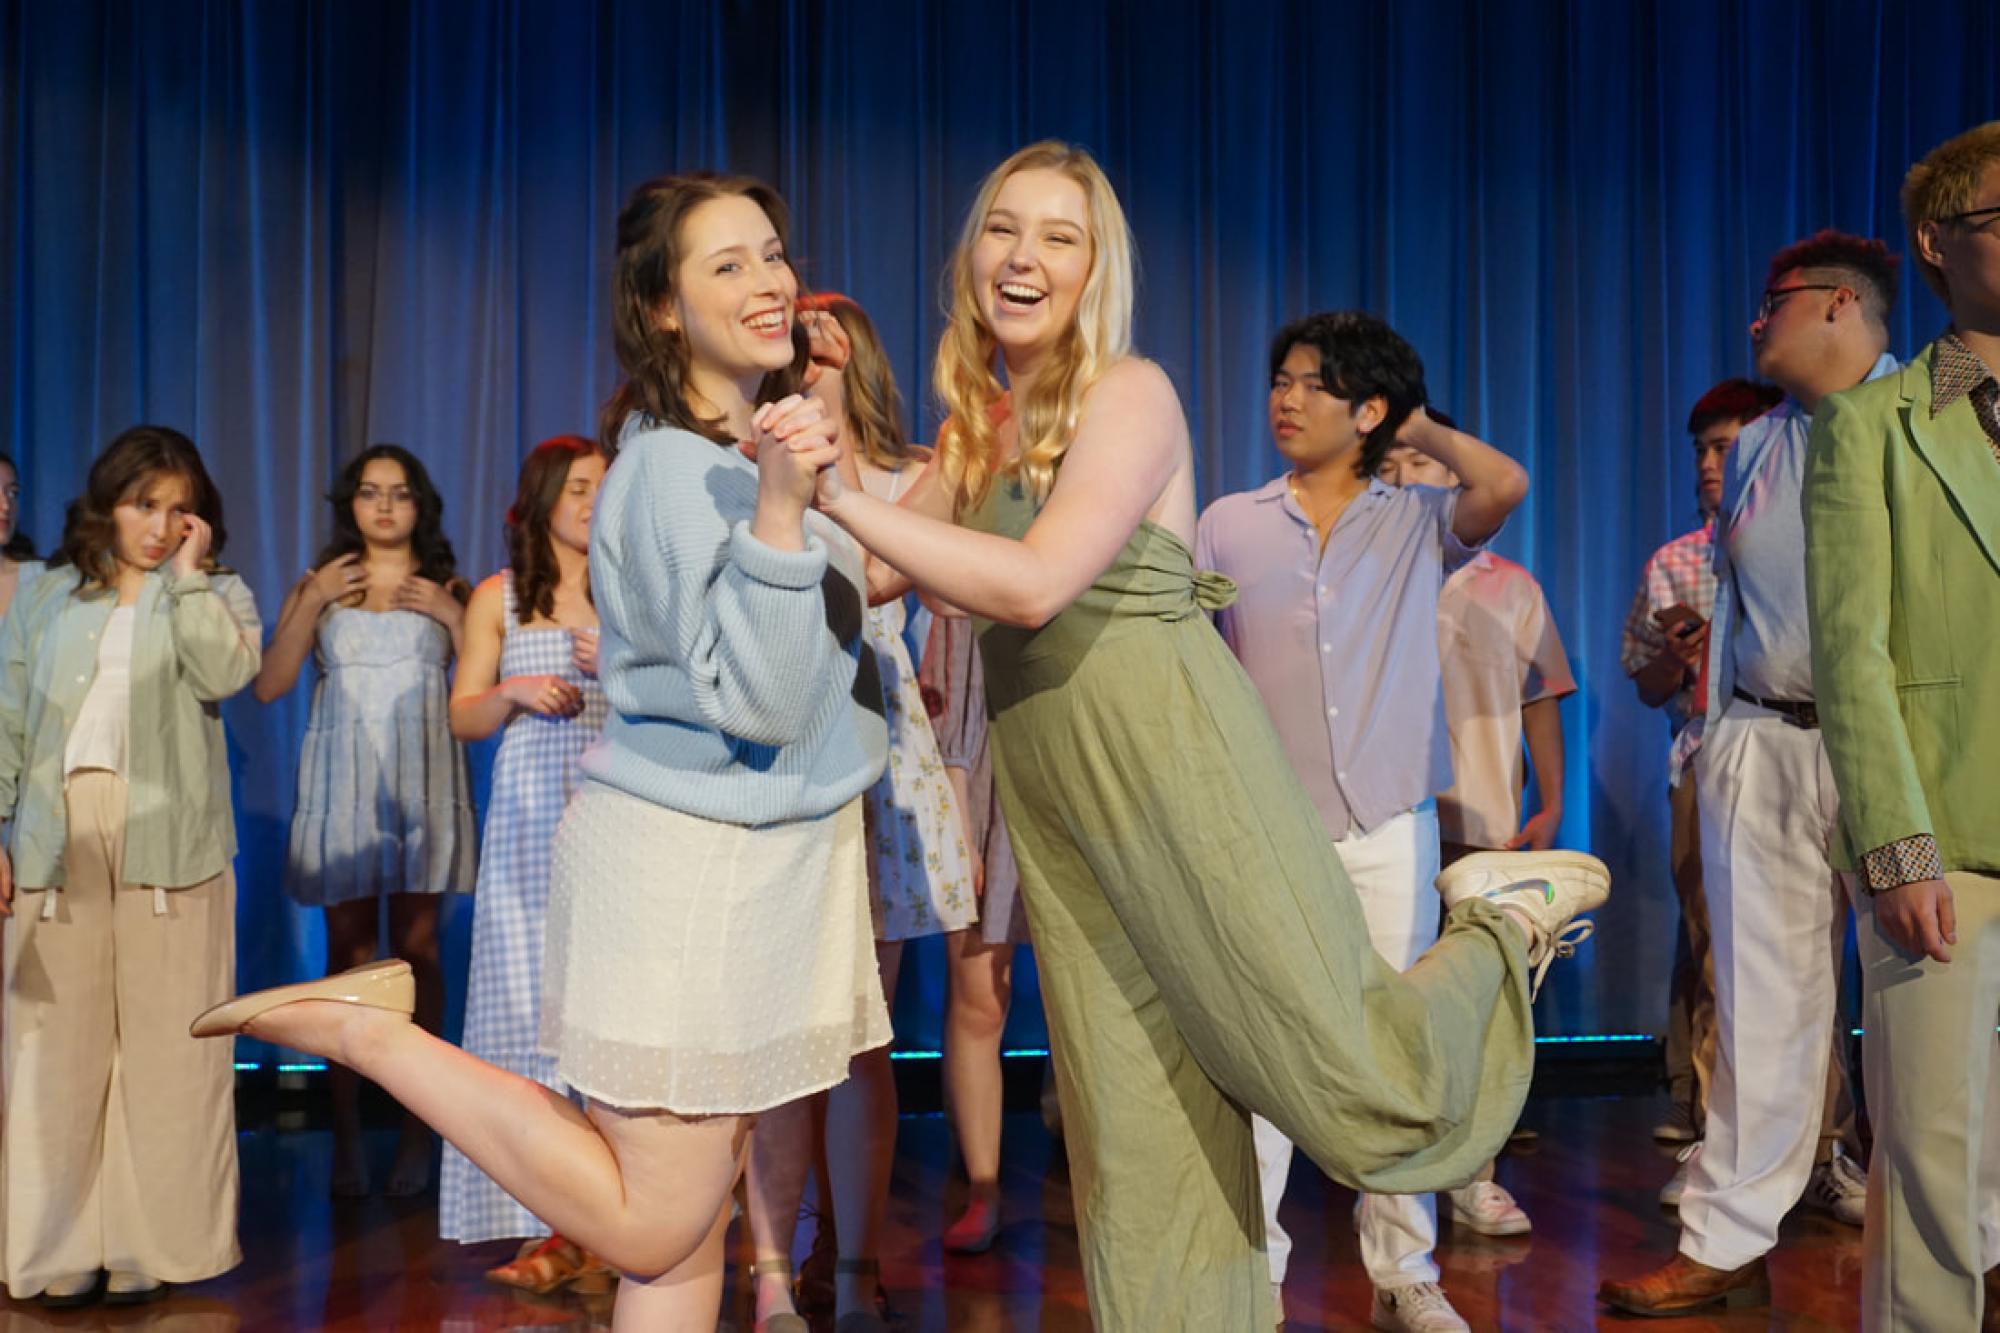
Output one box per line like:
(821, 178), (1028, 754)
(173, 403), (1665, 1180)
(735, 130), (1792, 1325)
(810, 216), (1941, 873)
(818, 359), (1186, 628)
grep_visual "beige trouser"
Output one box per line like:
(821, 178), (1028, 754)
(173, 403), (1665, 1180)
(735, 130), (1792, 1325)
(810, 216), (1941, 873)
(1856, 869), (2000, 1332)
(1664, 772), (1718, 1122)
(0, 772), (241, 1296)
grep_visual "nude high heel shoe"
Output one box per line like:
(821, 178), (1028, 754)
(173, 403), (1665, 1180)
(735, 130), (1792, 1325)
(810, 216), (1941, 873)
(189, 960), (415, 1038)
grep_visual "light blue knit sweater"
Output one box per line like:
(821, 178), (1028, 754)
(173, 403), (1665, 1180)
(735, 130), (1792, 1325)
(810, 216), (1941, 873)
(581, 419), (887, 825)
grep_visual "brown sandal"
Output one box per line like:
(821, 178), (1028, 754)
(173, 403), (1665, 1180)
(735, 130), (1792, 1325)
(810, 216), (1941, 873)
(485, 1234), (617, 1296)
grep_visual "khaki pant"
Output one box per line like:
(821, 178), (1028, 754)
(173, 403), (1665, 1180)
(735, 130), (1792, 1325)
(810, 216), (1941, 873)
(1856, 869), (2000, 1332)
(0, 772), (240, 1296)
(1663, 773), (1718, 1124)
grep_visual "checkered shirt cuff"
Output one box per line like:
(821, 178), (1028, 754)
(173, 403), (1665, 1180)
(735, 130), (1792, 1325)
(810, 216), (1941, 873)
(1861, 834), (1945, 894)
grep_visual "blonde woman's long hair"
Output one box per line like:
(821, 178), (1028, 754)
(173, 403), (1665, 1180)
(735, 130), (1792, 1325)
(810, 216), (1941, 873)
(933, 141), (1135, 512)
(800, 292), (914, 471)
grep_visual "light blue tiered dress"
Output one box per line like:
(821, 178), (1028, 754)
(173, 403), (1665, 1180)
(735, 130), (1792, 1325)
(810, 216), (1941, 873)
(283, 606), (475, 905)
(440, 574), (608, 1243)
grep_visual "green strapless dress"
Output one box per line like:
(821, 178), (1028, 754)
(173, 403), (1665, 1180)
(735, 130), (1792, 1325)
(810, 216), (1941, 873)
(968, 478), (1535, 1331)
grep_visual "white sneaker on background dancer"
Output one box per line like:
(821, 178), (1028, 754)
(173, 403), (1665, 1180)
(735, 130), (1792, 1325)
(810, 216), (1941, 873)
(1801, 1144), (1867, 1226)
(1436, 850), (1610, 995)
(1448, 1179), (1531, 1236)
(1371, 1280), (1471, 1332)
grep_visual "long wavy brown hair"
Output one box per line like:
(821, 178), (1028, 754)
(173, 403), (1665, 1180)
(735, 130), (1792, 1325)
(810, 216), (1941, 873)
(596, 172), (809, 453)
(799, 292), (915, 471)
(506, 435), (601, 625)
(933, 141), (1135, 512)
(311, 444), (465, 607)
(53, 425), (229, 590)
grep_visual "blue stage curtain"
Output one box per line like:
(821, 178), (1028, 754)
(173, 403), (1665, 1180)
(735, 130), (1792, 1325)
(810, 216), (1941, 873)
(3, 0), (1995, 1061)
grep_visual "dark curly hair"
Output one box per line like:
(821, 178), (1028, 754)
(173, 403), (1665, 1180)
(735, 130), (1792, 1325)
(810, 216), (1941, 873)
(1269, 311), (1429, 479)
(314, 444), (463, 597)
(1765, 230), (1901, 327)
(1686, 378), (1784, 436)
(0, 453), (34, 561)
(53, 425), (228, 589)
(597, 171), (809, 454)
(506, 435), (602, 625)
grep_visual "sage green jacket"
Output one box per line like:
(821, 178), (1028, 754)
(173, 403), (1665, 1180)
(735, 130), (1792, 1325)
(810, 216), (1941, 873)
(0, 564), (261, 889)
(1803, 341), (2000, 877)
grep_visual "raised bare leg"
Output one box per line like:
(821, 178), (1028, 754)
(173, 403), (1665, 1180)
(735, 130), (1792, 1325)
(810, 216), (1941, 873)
(240, 998), (747, 1279)
(608, 1188), (740, 1332)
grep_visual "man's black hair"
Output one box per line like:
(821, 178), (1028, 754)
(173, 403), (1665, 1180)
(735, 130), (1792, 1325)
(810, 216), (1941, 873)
(1269, 311), (1428, 478)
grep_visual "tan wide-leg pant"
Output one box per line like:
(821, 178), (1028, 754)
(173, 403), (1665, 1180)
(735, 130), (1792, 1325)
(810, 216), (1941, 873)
(1856, 869), (2000, 1332)
(0, 772), (240, 1297)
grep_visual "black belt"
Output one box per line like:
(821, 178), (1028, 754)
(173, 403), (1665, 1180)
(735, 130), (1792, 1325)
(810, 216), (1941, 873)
(1733, 686), (1818, 729)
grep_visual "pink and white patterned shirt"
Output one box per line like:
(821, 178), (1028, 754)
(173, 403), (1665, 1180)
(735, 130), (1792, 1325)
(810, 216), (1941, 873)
(1620, 520), (1716, 785)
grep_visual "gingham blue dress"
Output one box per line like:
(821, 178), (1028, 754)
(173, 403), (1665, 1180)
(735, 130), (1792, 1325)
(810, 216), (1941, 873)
(439, 573), (608, 1243)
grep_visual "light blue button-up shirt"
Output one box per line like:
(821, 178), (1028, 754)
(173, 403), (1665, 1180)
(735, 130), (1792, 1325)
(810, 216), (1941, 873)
(1705, 351), (1900, 718)
(1196, 476), (1480, 840)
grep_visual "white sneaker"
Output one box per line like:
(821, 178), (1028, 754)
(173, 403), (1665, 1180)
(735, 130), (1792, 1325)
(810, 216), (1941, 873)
(1802, 1146), (1867, 1226)
(1437, 850), (1610, 995)
(1448, 1179), (1532, 1236)
(1659, 1140), (1700, 1209)
(1370, 1281), (1471, 1333)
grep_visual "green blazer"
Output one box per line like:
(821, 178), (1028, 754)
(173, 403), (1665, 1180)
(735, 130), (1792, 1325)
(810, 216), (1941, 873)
(1804, 340), (2000, 878)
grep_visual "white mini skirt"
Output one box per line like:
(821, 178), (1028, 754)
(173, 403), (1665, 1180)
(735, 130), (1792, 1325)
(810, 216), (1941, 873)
(540, 782), (891, 1115)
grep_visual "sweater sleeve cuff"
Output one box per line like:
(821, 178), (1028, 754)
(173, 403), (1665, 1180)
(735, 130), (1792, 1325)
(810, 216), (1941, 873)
(161, 567), (214, 597)
(1861, 834), (1945, 893)
(727, 521), (829, 590)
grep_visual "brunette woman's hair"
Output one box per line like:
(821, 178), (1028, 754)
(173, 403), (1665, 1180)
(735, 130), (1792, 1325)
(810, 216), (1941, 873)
(596, 171), (808, 453)
(799, 292), (914, 470)
(0, 453), (35, 560)
(506, 435), (602, 624)
(313, 444), (463, 593)
(53, 425), (228, 588)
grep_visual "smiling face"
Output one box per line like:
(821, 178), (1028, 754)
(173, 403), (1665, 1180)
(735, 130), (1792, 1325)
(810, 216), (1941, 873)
(351, 456), (418, 548)
(111, 471), (195, 574)
(669, 193), (799, 408)
(549, 452), (606, 554)
(1268, 343), (1382, 472)
(970, 167), (1093, 376)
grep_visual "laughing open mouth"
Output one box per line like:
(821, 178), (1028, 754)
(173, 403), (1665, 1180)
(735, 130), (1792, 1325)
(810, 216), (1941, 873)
(997, 282), (1047, 310)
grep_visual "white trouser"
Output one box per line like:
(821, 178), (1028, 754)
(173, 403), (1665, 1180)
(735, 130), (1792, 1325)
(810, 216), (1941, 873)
(1679, 702), (1848, 1269)
(1256, 803), (1441, 1289)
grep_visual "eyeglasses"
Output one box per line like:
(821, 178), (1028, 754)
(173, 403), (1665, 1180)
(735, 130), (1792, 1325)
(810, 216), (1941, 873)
(1942, 204), (2000, 233)
(355, 484), (416, 506)
(1756, 283), (1845, 323)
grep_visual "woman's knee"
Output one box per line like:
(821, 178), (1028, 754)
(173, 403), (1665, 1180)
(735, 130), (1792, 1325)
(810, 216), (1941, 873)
(950, 979), (1010, 1041)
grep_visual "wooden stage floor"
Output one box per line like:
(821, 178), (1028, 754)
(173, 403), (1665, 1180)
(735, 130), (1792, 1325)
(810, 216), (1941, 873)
(0, 1088), (1865, 1331)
